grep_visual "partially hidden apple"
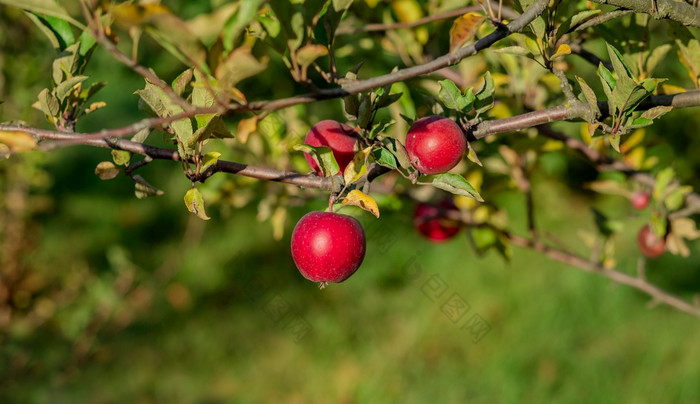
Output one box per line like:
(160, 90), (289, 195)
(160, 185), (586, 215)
(291, 211), (366, 286)
(405, 115), (466, 175)
(637, 225), (665, 258)
(413, 199), (461, 243)
(303, 120), (359, 176)
(630, 191), (651, 210)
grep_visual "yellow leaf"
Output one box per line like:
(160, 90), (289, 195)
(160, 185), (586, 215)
(624, 146), (645, 170)
(342, 189), (380, 218)
(95, 161), (120, 180)
(449, 12), (485, 52)
(237, 116), (258, 144)
(392, 0), (423, 22)
(620, 129), (644, 153)
(660, 84), (687, 95)
(550, 44), (571, 60)
(0, 130), (37, 153)
(296, 44), (328, 68)
(343, 147), (372, 186)
(184, 188), (211, 220)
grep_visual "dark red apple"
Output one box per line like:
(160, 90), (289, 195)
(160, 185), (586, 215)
(303, 120), (359, 176)
(630, 191), (651, 210)
(291, 211), (366, 285)
(637, 225), (665, 258)
(413, 200), (461, 243)
(405, 115), (466, 175)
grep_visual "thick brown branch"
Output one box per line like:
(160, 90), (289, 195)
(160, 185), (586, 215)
(1, 126), (334, 191)
(590, 0), (700, 27)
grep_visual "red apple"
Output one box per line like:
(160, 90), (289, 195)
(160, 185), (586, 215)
(405, 115), (466, 175)
(291, 211), (366, 285)
(413, 200), (461, 243)
(303, 120), (359, 175)
(630, 191), (651, 210)
(637, 225), (665, 258)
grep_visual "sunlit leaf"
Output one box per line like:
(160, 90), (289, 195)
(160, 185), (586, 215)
(432, 173), (484, 201)
(342, 189), (380, 218)
(200, 152), (221, 173)
(0, 130), (37, 152)
(344, 147), (371, 186)
(296, 44), (329, 68)
(95, 161), (120, 180)
(0, 0), (83, 28)
(184, 187), (211, 220)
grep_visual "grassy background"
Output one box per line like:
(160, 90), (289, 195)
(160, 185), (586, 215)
(2, 1), (700, 402)
(2, 157), (699, 403)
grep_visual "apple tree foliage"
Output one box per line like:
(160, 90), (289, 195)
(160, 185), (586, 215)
(1, 0), (700, 362)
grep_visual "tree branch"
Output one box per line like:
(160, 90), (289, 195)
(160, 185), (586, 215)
(590, 0), (700, 27)
(336, 2), (519, 35)
(0, 126), (334, 191)
(506, 232), (700, 318)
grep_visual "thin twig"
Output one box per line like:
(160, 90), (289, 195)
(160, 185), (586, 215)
(573, 9), (635, 32)
(506, 232), (700, 318)
(79, 0), (194, 113)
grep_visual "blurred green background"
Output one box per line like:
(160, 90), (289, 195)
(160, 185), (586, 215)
(2, 1), (700, 403)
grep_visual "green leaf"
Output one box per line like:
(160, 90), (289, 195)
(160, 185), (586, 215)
(133, 175), (164, 199)
(629, 117), (653, 128)
(557, 9), (601, 38)
(356, 93), (372, 129)
(470, 227), (497, 252)
(375, 91), (403, 110)
(55, 75), (88, 102)
(641, 105), (673, 120)
(474, 72), (494, 115)
(597, 63), (616, 90)
(653, 167), (675, 200)
(184, 187), (211, 220)
(25, 12), (75, 51)
(646, 44), (672, 77)
(432, 173), (484, 201)
(607, 43), (633, 81)
(372, 147), (398, 169)
(135, 81), (195, 150)
(597, 63), (615, 115)
(215, 47), (268, 89)
(293, 144), (339, 176)
(172, 68), (194, 96)
(131, 128), (151, 144)
(576, 76), (600, 121)
(665, 186), (692, 212)
(111, 150), (131, 166)
(37, 88), (59, 117)
(492, 46), (532, 56)
(344, 94), (360, 118)
(222, 0), (263, 52)
(438, 79), (463, 110)
(381, 137), (411, 169)
(673, 24), (700, 84)
(0, 0), (83, 28)
(200, 152), (221, 173)
(95, 161), (120, 180)
(609, 133), (621, 153)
